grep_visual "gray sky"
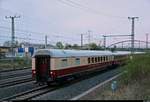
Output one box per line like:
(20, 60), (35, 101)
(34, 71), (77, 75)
(0, 0), (150, 47)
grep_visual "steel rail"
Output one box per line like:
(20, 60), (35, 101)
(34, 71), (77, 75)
(0, 77), (33, 88)
(0, 85), (58, 101)
(0, 67), (31, 73)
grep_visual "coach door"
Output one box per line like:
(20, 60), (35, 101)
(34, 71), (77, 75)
(35, 55), (50, 82)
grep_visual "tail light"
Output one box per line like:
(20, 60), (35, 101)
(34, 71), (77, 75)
(32, 70), (36, 79)
(33, 70), (36, 74)
(50, 71), (56, 79)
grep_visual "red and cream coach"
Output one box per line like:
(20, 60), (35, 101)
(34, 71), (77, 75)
(32, 49), (129, 84)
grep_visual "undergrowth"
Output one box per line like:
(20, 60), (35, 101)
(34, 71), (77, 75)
(121, 52), (150, 84)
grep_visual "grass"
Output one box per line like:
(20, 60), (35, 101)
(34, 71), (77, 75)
(0, 57), (31, 70)
(91, 77), (150, 100)
(121, 52), (150, 84)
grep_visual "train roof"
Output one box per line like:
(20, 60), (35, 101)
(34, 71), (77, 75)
(33, 49), (133, 58)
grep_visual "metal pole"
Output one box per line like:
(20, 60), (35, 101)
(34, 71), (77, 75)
(103, 35), (106, 50)
(88, 30), (91, 50)
(122, 42), (123, 49)
(128, 17), (139, 54)
(139, 40), (140, 49)
(131, 18), (134, 53)
(11, 17), (15, 69)
(5, 16), (20, 69)
(81, 34), (83, 49)
(102, 34), (131, 50)
(146, 33), (148, 50)
(45, 35), (47, 49)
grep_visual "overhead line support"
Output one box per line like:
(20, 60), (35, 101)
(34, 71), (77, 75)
(5, 15), (20, 69)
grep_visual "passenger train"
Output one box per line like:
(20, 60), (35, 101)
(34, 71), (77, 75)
(31, 49), (142, 85)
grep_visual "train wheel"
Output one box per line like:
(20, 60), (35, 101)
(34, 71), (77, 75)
(47, 82), (52, 86)
(47, 80), (57, 86)
(56, 78), (68, 85)
(73, 74), (80, 79)
(39, 82), (44, 86)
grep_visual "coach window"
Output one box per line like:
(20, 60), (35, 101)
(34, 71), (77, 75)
(88, 58), (91, 63)
(106, 56), (108, 61)
(75, 58), (80, 65)
(61, 59), (68, 67)
(92, 57), (94, 63)
(104, 56), (105, 62)
(95, 57), (97, 63)
(98, 57), (100, 62)
(112, 56), (114, 60)
(109, 56), (111, 61)
(101, 57), (103, 62)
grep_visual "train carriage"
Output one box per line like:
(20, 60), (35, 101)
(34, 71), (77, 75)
(32, 49), (130, 84)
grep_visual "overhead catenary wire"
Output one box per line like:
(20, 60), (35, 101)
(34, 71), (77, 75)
(0, 7), (56, 26)
(0, 26), (80, 41)
(0, 2), (132, 46)
(0, 25), (48, 36)
(57, 0), (127, 19)
(0, 32), (80, 46)
(1, 3), (127, 45)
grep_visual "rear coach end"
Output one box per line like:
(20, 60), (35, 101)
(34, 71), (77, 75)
(32, 50), (52, 83)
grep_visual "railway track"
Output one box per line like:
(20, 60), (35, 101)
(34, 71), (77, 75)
(0, 67), (31, 73)
(1, 67), (121, 101)
(0, 75), (33, 88)
(0, 72), (31, 80)
(0, 70), (109, 101)
(1, 85), (57, 101)
(0, 68), (31, 80)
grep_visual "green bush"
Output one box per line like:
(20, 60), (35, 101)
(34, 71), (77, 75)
(121, 53), (150, 84)
(0, 57), (31, 69)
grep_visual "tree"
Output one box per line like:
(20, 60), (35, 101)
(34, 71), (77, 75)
(56, 42), (64, 49)
(111, 45), (117, 52)
(3, 41), (11, 47)
(65, 43), (72, 49)
(89, 43), (98, 50)
(3, 40), (19, 47)
(72, 44), (80, 49)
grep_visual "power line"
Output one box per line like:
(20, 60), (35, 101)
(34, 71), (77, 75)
(60, 0), (127, 19)
(57, 0), (85, 10)
(0, 26), (80, 41)
(0, 33), (77, 45)
(0, 8), (56, 26)
(0, 25), (47, 35)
